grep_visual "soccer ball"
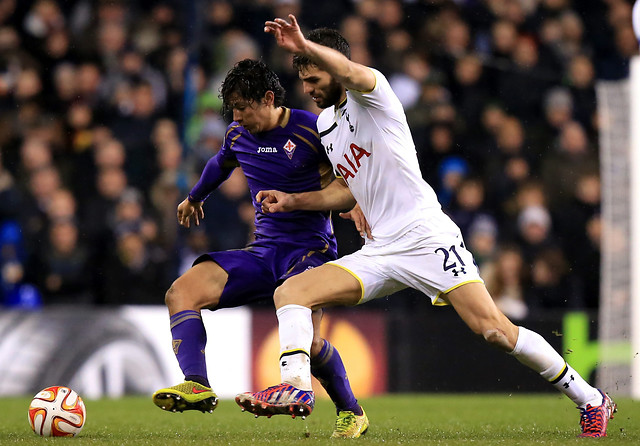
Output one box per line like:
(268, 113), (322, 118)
(28, 386), (86, 437)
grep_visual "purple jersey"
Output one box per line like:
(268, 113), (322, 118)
(189, 108), (337, 254)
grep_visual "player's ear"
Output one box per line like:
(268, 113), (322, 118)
(263, 90), (275, 107)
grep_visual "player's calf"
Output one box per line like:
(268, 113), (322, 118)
(483, 328), (513, 351)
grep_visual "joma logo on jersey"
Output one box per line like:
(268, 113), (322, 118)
(257, 146), (277, 153)
(336, 143), (371, 184)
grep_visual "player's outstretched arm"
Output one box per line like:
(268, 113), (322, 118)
(264, 14), (375, 92)
(177, 198), (204, 228)
(257, 178), (355, 213)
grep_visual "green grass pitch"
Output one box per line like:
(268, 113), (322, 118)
(2, 394), (638, 445)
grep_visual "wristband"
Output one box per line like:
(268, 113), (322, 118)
(187, 194), (201, 203)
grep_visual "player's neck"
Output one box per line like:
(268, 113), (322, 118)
(333, 91), (348, 110)
(266, 106), (288, 131)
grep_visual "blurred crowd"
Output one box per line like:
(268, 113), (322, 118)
(0, 0), (636, 318)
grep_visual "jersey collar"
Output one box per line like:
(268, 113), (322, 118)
(278, 107), (291, 128)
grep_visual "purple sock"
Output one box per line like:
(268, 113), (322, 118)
(170, 310), (209, 387)
(311, 339), (362, 415)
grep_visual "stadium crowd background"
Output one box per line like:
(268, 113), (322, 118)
(0, 0), (636, 320)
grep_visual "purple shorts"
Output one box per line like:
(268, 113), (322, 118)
(193, 238), (336, 309)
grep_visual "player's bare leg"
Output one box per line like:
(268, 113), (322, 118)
(153, 261), (226, 413)
(447, 282), (616, 437)
(236, 264), (361, 419)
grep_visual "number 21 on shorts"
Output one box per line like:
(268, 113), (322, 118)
(435, 244), (467, 277)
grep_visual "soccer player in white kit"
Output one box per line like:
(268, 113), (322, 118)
(236, 14), (616, 438)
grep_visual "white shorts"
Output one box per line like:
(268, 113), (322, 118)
(328, 214), (483, 305)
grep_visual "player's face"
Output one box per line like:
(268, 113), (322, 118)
(299, 66), (344, 109)
(228, 94), (271, 134)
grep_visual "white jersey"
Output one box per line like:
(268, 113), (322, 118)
(317, 68), (443, 243)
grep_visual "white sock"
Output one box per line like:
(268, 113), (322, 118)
(510, 326), (601, 407)
(277, 304), (313, 390)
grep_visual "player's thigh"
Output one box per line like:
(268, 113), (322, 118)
(446, 282), (518, 346)
(275, 263), (362, 310)
(167, 260), (228, 311)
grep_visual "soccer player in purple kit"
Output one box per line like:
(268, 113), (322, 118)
(152, 59), (369, 438)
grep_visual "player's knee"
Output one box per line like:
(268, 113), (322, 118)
(273, 285), (288, 308)
(164, 282), (181, 309)
(483, 328), (512, 351)
(273, 280), (299, 308)
(164, 279), (196, 311)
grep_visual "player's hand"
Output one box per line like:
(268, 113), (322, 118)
(177, 198), (204, 228)
(339, 203), (372, 239)
(264, 14), (307, 54)
(256, 190), (295, 213)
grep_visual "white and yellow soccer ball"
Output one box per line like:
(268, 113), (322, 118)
(28, 386), (86, 437)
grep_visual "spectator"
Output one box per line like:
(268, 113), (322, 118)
(202, 169), (253, 251)
(467, 215), (499, 272)
(448, 176), (492, 239)
(81, 165), (128, 273)
(494, 35), (550, 125)
(0, 220), (42, 309)
(176, 227), (210, 276)
(539, 87), (573, 150)
(541, 120), (598, 209)
(417, 123), (459, 188)
(0, 150), (21, 221)
(566, 55), (597, 133)
(526, 247), (577, 312)
(516, 204), (558, 267)
(18, 136), (53, 181)
(109, 80), (160, 190)
(389, 51), (432, 109)
(100, 47), (168, 112)
(485, 116), (534, 217)
(554, 172), (602, 308)
(484, 244), (528, 321)
(102, 230), (169, 305)
(451, 53), (491, 144)
(45, 188), (76, 222)
(50, 63), (78, 113)
(20, 165), (63, 256)
(436, 156), (468, 209)
(27, 219), (92, 304)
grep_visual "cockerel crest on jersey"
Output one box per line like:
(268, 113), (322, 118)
(283, 139), (297, 159)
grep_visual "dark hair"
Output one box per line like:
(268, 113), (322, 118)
(292, 28), (351, 71)
(219, 59), (285, 110)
